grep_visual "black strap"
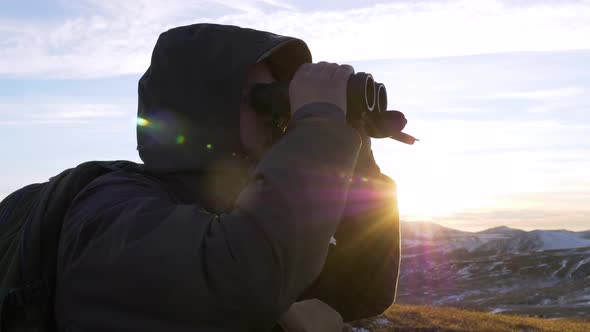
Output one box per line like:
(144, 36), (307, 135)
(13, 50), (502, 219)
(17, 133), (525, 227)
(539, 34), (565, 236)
(0, 280), (50, 332)
(4, 280), (49, 307)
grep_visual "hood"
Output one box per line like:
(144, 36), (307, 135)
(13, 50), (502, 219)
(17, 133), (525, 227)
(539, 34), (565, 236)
(137, 23), (312, 174)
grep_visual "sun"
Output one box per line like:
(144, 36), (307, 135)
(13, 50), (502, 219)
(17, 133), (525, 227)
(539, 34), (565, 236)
(372, 143), (498, 221)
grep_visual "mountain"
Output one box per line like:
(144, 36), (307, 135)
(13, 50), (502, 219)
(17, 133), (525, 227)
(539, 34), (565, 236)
(397, 222), (590, 318)
(401, 221), (472, 240)
(475, 229), (590, 255)
(477, 225), (525, 237)
(402, 221), (487, 255)
(579, 230), (590, 240)
(401, 221), (590, 255)
(477, 225), (517, 234)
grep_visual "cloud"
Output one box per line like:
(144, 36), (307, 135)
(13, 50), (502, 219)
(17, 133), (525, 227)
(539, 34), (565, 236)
(402, 182), (590, 232)
(0, 99), (135, 125)
(34, 105), (128, 119)
(1, 0), (590, 78)
(435, 206), (590, 231)
(480, 87), (586, 100)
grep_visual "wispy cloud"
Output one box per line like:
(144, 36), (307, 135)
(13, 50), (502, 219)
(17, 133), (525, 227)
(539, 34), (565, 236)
(1, 0), (590, 78)
(480, 87), (586, 100)
(436, 204), (590, 231)
(0, 99), (134, 125)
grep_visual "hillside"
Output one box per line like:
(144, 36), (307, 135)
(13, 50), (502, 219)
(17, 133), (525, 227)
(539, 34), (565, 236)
(345, 304), (590, 332)
(397, 222), (590, 317)
(401, 221), (590, 255)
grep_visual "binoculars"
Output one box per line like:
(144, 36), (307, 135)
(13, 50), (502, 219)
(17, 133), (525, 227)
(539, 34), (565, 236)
(250, 72), (418, 145)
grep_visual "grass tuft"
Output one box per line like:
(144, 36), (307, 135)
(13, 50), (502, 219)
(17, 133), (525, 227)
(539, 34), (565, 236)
(347, 305), (590, 332)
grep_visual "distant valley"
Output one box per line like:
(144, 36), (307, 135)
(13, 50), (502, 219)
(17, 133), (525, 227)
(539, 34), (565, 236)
(396, 222), (590, 318)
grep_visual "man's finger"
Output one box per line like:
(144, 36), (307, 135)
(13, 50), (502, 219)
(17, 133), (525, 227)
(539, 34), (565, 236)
(319, 62), (340, 79)
(294, 63), (313, 80)
(333, 64), (355, 81)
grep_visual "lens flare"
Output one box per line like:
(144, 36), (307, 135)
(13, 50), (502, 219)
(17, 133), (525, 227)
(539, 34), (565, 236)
(176, 135), (185, 144)
(137, 117), (150, 127)
(206, 144), (213, 150)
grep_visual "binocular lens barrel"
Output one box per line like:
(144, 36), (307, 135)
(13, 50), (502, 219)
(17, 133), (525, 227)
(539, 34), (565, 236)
(375, 83), (387, 113)
(346, 72), (375, 114)
(250, 73), (416, 144)
(250, 72), (380, 117)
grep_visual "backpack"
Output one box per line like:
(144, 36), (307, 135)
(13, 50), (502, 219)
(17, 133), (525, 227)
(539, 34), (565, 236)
(0, 160), (144, 332)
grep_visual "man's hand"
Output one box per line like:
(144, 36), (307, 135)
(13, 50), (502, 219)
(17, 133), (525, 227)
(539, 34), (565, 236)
(349, 114), (381, 175)
(289, 62), (354, 117)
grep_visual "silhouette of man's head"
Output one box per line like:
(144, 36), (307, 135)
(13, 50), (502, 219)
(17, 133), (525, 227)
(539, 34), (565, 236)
(137, 24), (311, 173)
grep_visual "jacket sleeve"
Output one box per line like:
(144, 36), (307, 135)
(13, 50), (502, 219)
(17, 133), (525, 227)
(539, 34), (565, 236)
(55, 102), (361, 331)
(296, 154), (401, 322)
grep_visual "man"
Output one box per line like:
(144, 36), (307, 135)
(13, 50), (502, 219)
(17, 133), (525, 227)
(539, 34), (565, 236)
(55, 23), (400, 331)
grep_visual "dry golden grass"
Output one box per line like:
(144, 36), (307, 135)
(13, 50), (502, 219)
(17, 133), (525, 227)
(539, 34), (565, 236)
(353, 304), (590, 332)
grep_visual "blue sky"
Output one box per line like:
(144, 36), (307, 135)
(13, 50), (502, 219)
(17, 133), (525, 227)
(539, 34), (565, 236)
(1, 0), (589, 231)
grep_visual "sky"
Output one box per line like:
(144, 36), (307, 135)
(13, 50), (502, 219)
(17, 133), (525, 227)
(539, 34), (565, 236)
(1, 0), (589, 232)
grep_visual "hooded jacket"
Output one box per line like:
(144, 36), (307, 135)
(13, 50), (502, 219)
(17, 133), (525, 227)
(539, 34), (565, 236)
(55, 23), (400, 331)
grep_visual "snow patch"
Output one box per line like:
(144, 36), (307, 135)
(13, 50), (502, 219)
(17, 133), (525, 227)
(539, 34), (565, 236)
(487, 261), (503, 271)
(552, 259), (568, 277)
(538, 231), (590, 250)
(457, 265), (472, 277)
(566, 256), (590, 278)
(350, 317), (392, 331)
(434, 294), (465, 305)
(372, 318), (392, 327)
(351, 328), (370, 332)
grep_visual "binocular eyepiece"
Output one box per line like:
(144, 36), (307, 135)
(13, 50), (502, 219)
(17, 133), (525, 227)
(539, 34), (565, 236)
(250, 72), (418, 145)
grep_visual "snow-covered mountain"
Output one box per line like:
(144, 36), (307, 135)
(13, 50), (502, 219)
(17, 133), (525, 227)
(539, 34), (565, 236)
(397, 222), (590, 318)
(579, 230), (590, 240)
(475, 229), (590, 254)
(401, 221), (590, 255)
